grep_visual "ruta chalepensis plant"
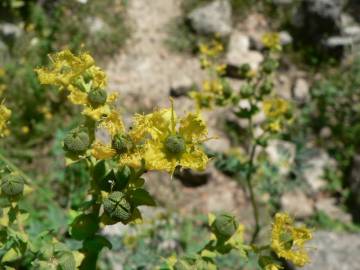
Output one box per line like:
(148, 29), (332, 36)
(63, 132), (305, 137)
(0, 43), (313, 269)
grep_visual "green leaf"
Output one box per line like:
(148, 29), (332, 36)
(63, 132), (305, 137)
(130, 189), (156, 207)
(70, 214), (99, 240)
(1, 247), (21, 263)
(115, 166), (131, 190)
(92, 160), (107, 181)
(82, 235), (112, 254)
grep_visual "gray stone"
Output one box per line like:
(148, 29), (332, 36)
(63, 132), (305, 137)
(86, 17), (110, 34)
(226, 49), (263, 70)
(302, 148), (335, 192)
(187, 0), (232, 37)
(293, 78), (310, 102)
(169, 76), (194, 97)
(279, 31), (293, 45)
(0, 23), (23, 38)
(281, 190), (314, 218)
(227, 31), (250, 53)
(265, 140), (296, 176)
(292, 0), (345, 57)
(302, 231), (360, 270)
(349, 154), (360, 221)
(315, 197), (352, 223)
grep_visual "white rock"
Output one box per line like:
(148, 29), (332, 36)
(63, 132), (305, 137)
(281, 190), (314, 218)
(226, 50), (264, 70)
(315, 197), (352, 223)
(279, 31), (293, 45)
(303, 149), (336, 192)
(293, 77), (310, 102)
(227, 31), (250, 53)
(265, 140), (296, 176)
(187, 0), (232, 37)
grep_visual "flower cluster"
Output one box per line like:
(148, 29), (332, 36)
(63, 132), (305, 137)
(36, 50), (210, 175)
(0, 69), (11, 137)
(262, 32), (282, 52)
(190, 40), (234, 109)
(262, 97), (292, 133)
(271, 213), (313, 267)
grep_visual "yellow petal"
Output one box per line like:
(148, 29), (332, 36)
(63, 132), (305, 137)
(179, 112), (208, 142)
(92, 142), (116, 160)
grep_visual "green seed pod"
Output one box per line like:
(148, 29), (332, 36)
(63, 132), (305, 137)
(240, 83), (254, 98)
(239, 63), (251, 78)
(212, 213), (238, 240)
(56, 251), (76, 270)
(88, 88), (107, 107)
(165, 135), (186, 155)
(260, 80), (273, 96)
(1, 173), (24, 196)
(103, 191), (132, 221)
(112, 134), (133, 154)
(262, 58), (279, 74)
(64, 128), (90, 155)
(82, 70), (93, 84)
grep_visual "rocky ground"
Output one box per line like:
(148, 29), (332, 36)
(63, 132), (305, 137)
(103, 0), (360, 269)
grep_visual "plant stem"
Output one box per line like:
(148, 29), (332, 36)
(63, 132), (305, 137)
(245, 107), (260, 244)
(246, 143), (260, 244)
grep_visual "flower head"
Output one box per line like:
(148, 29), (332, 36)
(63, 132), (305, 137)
(0, 103), (11, 137)
(271, 213), (312, 267)
(262, 32), (282, 51)
(35, 50), (95, 87)
(132, 101), (209, 174)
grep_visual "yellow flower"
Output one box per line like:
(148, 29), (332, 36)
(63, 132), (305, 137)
(92, 141), (116, 160)
(82, 105), (112, 121)
(21, 126), (30, 134)
(265, 263), (283, 270)
(35, 50), (95, 87)
(0, 103), (11, 137)
(271, 213), (312, 267)
(133, 101), (209, 174)
(263, 98), (290, 119)
(100, 110), (125, 136)
(262, 32), (282, 51)
(199, 40), (224, 57)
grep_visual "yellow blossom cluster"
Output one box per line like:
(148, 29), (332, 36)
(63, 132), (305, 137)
(35, 50), (116, 121)
(262, 32), (282, 52)
(36, 50), (210, 175)
(0, 69), (11, 137)
(262, 97), (292, 132)
(271, 213), (312, 267)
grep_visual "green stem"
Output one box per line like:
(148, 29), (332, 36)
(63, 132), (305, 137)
(245, 109), (261, 244)
(0, 151), (32, 184)
(246, 143), (260, 244)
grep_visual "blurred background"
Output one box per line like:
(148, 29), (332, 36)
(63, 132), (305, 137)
(1, 0), (360, 269)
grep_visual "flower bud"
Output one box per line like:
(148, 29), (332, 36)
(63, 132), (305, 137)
(240, 83), (254, 98)
(262, 59), (279, 74)
(211, 213), (238, 240)
(260, 80), (273, 96)
(112, 134), (133, 154)
(88, 88), (107, 107)
(103, 191), (132, 221)
(64, 128), (90, 155)
(1, 173), (24, 196)
(165, 135), (186, 155)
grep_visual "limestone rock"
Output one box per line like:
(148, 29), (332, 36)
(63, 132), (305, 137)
(281, 190), (314, 218)
(187, 0), (232, 37)
(302, 231), (360, 270)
